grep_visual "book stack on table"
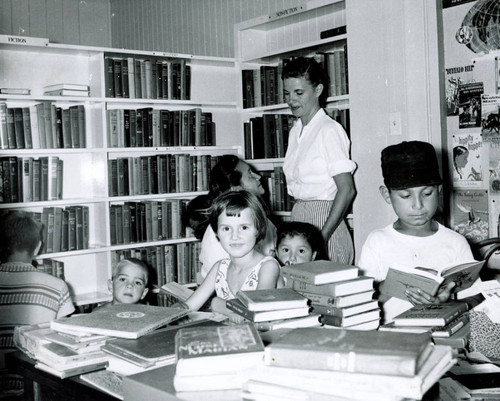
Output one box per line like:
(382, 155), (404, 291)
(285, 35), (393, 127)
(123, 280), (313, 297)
(379, 302), (471, 353)
(282, 261), (380, 330)
(225, 288), (321, 330)
(43, 83), (90, 97)
(173, 323), (265, 393)
(243, 327), (456, 401)
(14, 304), (188, 379)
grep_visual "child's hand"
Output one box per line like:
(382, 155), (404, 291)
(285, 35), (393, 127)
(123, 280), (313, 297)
(405, 282), (455, 305)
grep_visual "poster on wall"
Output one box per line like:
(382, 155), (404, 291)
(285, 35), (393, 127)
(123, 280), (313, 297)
(481, 94), (500, 139)
(487, 138), (500, 194)
(446, 64), (476, 116)
(489, 196), (500, 238)
(453, 189), (489, 244)
(458, 82), (483, 128)
(452, 132), (483, 188)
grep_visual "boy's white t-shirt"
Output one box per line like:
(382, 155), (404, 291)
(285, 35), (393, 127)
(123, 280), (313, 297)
(358, 222), (476, 323)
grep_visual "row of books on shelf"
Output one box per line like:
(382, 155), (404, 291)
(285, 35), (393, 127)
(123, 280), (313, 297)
(38, 205), (90, 253)
(104, 56), (191, 100)
(0, 156), (62, 204)
(241, 47), (348, 109)
(35, 257), (65, 280)
(107, 107), (215, 148)
(109, 199), (190, 245)
(244, 114), (292, 159)
(0, 102), (86, 150)
(108, 154), (219, 197)
(112, 241), (202, 286)
(261, 167), (293, 212)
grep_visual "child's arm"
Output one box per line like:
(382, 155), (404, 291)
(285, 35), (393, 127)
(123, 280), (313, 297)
(256, 258), (284, 289)
(184, 261), (219, 311)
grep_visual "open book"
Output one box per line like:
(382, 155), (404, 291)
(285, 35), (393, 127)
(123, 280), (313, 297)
(380, 260), (484, 300)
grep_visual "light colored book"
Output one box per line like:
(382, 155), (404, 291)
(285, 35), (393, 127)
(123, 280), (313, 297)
(310, 300), (379, 318)
(254, 314), (322, 332)
(298, 290), (375, 308)
(159, 281), (195, 302)
(282, 260), (359, 285)
(50, 304), (188, 339)
(381, 260), (484, 299)
(237, 288), (308, 311)
(34, 360), (108, 379)
(226, 298), (310, 323)
(43, 332), (108, 351)
(320, 309), (380, 328)
(289, 276), (374, 297)
(175, 323), (264, 377)
(44, 89), (89, 96)
(264, 327), (433, 377)
(36, 342), (108, 368)
(392, 303), (469, 327)
(43, 83), (90, 91)
(80, 370), (124, 400)
(0, 87), (30, 95)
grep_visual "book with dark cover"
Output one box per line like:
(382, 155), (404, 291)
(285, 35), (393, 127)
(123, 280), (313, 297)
(236, 288), (308, 312)
(392, 303), (469, 327)
(320, 309), (380, 327)
(264, 327), (433, 377)
(13, 107), (24, 149)
(226, 298), (310, 323)
(50, 304), (188, 339)
(281, 260), (359, 285)
(381, 260), (484, 300)
(310, 299), (379, 318)
(175, 323), (264, 377)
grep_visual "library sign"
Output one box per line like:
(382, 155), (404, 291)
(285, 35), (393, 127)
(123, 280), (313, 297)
(269, 2), (306, 21)
(0, 34), (48, 46)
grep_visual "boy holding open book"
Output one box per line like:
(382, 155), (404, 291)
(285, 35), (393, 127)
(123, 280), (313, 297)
(358, 141), (483, 323)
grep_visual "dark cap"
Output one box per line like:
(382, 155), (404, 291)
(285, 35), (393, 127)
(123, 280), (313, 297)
(381, 141), (442, 190)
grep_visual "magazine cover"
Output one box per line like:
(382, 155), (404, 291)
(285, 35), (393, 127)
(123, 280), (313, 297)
(489, 196), (500, 238)
(481, 94), (500, 139)
(451, 132), (483, 188)
(445, 64), (475, 116)
(453, 189), (489, 244)
(458, 82), (483, 129)
(488, 138), (500, 194)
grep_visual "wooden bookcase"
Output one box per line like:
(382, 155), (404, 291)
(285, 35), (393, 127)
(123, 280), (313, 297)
(234, 0), (351, 224)
(0, 35), (242, 306)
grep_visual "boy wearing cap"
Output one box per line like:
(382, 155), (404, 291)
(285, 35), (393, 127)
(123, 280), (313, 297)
(358, 141), (480, 323)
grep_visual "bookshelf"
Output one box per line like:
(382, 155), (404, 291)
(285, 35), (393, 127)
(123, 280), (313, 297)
(234, 0), (351, 222)
(0, 34), (241, 306)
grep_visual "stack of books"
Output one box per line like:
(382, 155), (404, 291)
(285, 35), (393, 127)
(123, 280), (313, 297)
(43, 83), (90, 97)
(243, 327), (456, 401)
(282, 261), (380, 330)
(14, 322), (110, 378)
(380, 302), (471, 352)
(173, 323), (265, 392)
(225, 288), (320, 330)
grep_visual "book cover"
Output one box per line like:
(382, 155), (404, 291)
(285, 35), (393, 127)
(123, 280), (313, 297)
(392, 303), (469, 327)
(175, 323), (265, 377)
(451, 132), (483, 188)
(264, 327), (433, 377)
(254, 314), (321, 332)
(80, 370), (124, 400)
(289, 276), (374, 297)
(36, 342), (109, 368)
(452, 189), (489, 244)
(481, 94), (500, 139)
(380, 260), (484, 299)
(445, 63), (475, 116)
(458, 82), (483, 129)
(50, 304), (188, 339)
(226, 298), (310, 323)
(43, 83), (90, 91)
(236, 288), (308, 312)
(281, 261), (359, 285)
(159, 281), (194, 302)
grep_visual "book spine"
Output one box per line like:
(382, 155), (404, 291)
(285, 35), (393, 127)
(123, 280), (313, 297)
(226, 300), (256, 321)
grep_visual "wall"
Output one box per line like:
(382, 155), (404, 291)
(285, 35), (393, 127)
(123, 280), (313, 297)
(109, 0), (300, 57)
(347, 0), (445, 259)
(0, 0), (111, 47)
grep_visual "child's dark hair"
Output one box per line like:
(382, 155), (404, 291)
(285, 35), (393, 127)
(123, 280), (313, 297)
(113, 257), (150, 286)
(277, 221), (328, 260)
(183, 194), (213, 240)
(209, 154), (243, 196)
(281, 56), (329, 108)
(0, 211), (43, 261)
(209, 191), (267, 243)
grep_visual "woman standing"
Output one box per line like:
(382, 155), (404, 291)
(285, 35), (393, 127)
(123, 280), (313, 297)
(282, 57), (356, 264)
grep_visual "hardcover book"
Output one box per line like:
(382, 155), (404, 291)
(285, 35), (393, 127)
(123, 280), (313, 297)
(236, 288), (308, 311)
(254, 314), (321, 332)
(299, 289), (375, 308)
(175, 323), (265, 377)
(263, 327), (433, 377)
(281, 260), (359, 285)
(380, 260), (484, 299)
(392, 303), (469, 327)
(289, 276), (374, 297)
(320, 309), (380, 328)
(35, 360), (109, 379)
(80, 370), (124, 400)
(226, 298), (310, 323)
(50, 304), (188, 339)
(310, 299), (379, 318)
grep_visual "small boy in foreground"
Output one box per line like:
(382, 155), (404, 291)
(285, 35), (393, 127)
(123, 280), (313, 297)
(109, 258), (150, 305)
(358, 141), (482, 323)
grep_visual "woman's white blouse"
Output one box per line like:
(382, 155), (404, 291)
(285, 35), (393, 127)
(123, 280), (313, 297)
(283, 109), (356, 200)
